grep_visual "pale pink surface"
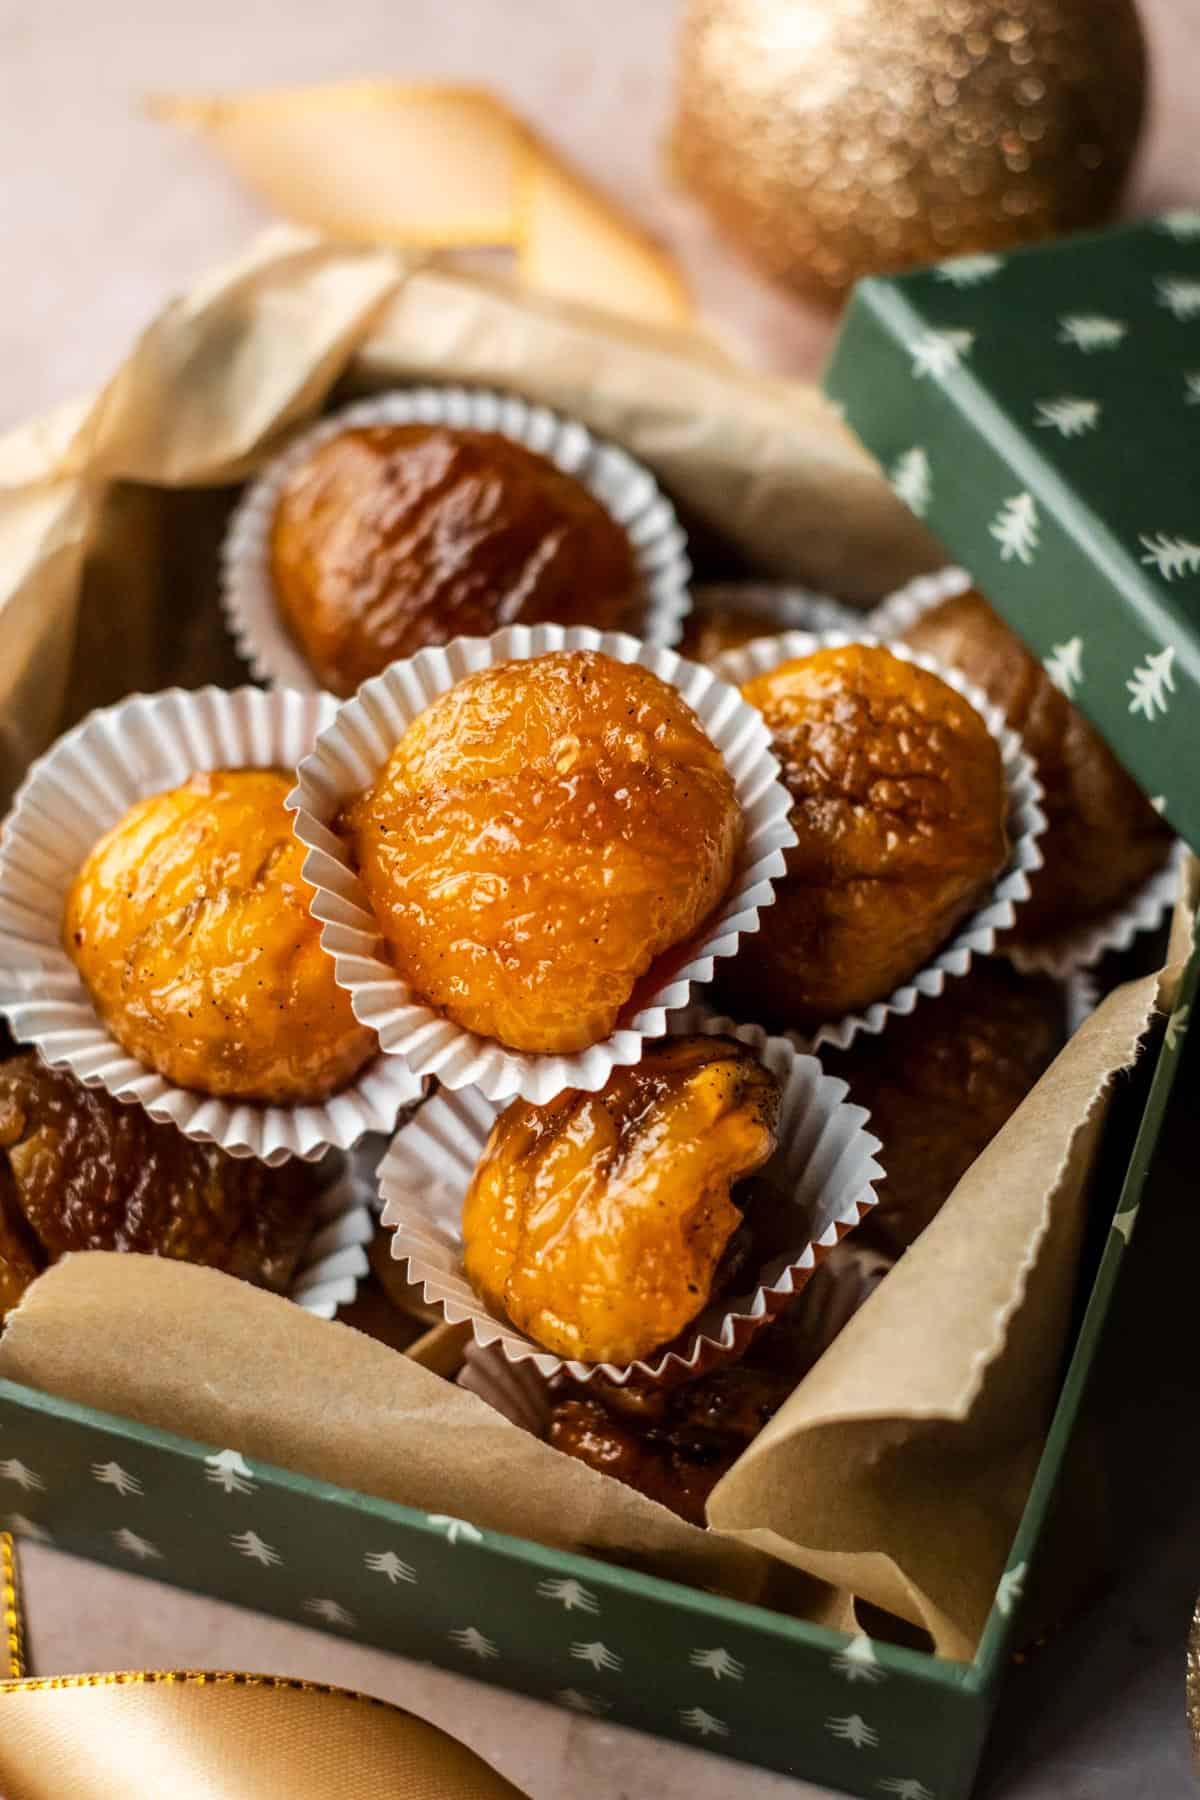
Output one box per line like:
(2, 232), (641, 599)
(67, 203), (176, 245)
(2, 2), (1198, 1794)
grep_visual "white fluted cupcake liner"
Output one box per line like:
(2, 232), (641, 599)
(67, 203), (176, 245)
(289, 1154), (377, 1320)
(376, 1011), (882, 1386)
(688, 581), (867, 653)
(0, 687), (423, 1166)
(713, 631), (1047, 1055)
(221, 385), (692, 690)
(288, 624), (798, 1105)
(869, 566), (1183, 979)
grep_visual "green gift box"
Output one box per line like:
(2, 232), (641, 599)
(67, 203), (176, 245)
(824, 214), (1200, 854)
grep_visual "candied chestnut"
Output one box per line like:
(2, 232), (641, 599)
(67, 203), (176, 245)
(270, 424), (641, 696)
(64, 769), (376, 1105)
(901, 590), (1171, 943)
(826, 958), (1065, 1254)
(0, 1054), (320, 1319)
(719, 644), (1008, 1030)
(462, 1035), (780, 1365)
(344, 650), (742, 1054)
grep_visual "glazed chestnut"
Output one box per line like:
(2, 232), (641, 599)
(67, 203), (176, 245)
(462, 1035), (781, 1365)
(901, 590), (1171, 943)
(344, 650), (741, 1055)
(64, 770), (376, 1104)
(270, 424), (640, 695)
(0, 1055), (320, 1318)
(719, 644), (1008, 1031)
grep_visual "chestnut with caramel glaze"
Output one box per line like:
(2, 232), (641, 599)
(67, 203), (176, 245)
(826, 958), (1065, 1256)
(64, 770), (376, 1104)
(270, 424), (640, 695)
(462, 1035), (781, 1366)
(344, 650), (741, 1055)
(0, 1055), (319, 1318)
(719, 644), (1008, 1031)
(901, 590), (1171, 943)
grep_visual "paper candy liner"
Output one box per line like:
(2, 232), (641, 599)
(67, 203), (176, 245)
(688, 581), (866, 647)
(0, 687), (423, 1165)
(288, 623), (798, 1104)
(870, 566), (1184, 979)
(221, 384), (693, 689)
(376, 1011), (882, 1386)
(289, 1153), (376, 1321)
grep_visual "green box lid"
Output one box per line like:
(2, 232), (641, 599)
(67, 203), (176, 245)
(823, 213), (1200, 855)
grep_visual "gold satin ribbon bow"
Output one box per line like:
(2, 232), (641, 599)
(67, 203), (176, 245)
(149, 80), (692, 332)
(0, 1533), (527, 1800)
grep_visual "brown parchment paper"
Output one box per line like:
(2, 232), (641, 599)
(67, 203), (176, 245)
(0, 227), (1190, 1660)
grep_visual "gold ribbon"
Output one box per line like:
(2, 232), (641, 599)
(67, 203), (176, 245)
(0, 1533), (528, 1800)
(149, 80), (692, 331)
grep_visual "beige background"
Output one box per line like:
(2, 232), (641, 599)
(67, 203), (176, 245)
(4, 1), (1200, 1795)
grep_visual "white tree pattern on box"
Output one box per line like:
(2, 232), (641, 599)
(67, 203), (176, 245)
(907, 329), (973, 380)
(996, 1561), (1026, 1616)
(1185, 374), (1200, 406)
(1044, 637), (1084, 699)
(230, 1529), (282, 1567)
(688, 1647), (745, 1682)
(3, 1515), (51, 1543)
(305, 1598), (356, 1628)
(934, 253), (1002, 287)
(365, 1549), (417, 1585)
(1034, 397), (1100, 438)
(679, 1706), (729, 1739)
(204, 1449), (255, 1496)
(1057, 315), (1126, 352)
(1156, 277), (1200, 322)
(1112, 1206), (1139, 1247)
(91, 1461), (142, 1498)
(1158, 210), (1200, 241)
(569, 1640), (623, 1673)
(878, 1780), (937, 1799)
(1126, 646), (1177, 720)
(827, 1713), (880, 1749)
(889, 447), (932, 517)
(831, 1634), (886, 1684)
(1140, 536), (1200, 581)
(989, 493), (1040, 564)
(0, 1460), (44, 1493)
(448, 1626), (498, 1660)
(1166, 1003), (1191, 1054)
(536, 1578), (598, 1614)
(427, 1514), (482, 1546)
(554, 1689), (611, 1716)
(112, 1528), (162, 1562)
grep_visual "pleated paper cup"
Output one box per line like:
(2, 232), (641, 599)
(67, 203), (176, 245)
(0, 687), (424, 1165)
(290, 1153), (377, 1320)
(221, 385), (692, 689)
(684, 581), (867, 662)
(870, 566), (1183, 979)
(713, 631), (1047, 1055)
(288, 624), (798, 1105)
(376, 1011), (883, 1387)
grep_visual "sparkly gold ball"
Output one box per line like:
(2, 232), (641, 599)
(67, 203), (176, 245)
(669, 0), (1147, 304)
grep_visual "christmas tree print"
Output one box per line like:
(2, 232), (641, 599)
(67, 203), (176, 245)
(91, 1461), (142, 1497)
(364, 1549), (417, 1585)
(679, 1706), (729, 1739)
(826, 1713), (880, 1749)
(427, 1514), (482, 1546)
(229, 1529), (282, 1567)
(554, 1689), (611, 1716)
(1044, 638), (1084, 699)
(448, 1625), (498, 1660)
(112, 1528), (162, 1562)
(304, 1598), (355, 1628)
(3, 1516), (51, 1544)
(1126, 646), (1177, 720)
(1158, 209), (1200, 241)
(0, 1460), (44, 1493)
(536, 1577), (599, 1614)
(1156, 276), (1200, 322)
(1112, 1207), (1139, 1247)
(1034, 397), (1100, 438)
(831, 1634), (886, 1684)
(570, 1640), (623, 1673)
(688, 1647), (745, 1682)
(889, 447), (932, 516)
(1139, 535), (1200, 580)
(907, 329), (973, 380)
(934, 252), (1002, 287)
(1057, 314), (1126, 352)
(989, 493), (1040, 564)
(1165, 1003), (1190, 1053)
(878, 1780), (936, 1799)
(1185, 373), (1200, 405)
(996, 1561), (1026, 1616)
(204, 1449), (254, 1495)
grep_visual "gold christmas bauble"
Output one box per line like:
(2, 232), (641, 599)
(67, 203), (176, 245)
(669, 0), (1146, 303)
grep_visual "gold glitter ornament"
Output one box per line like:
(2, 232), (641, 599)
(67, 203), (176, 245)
(668, 0), (1147, 304)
